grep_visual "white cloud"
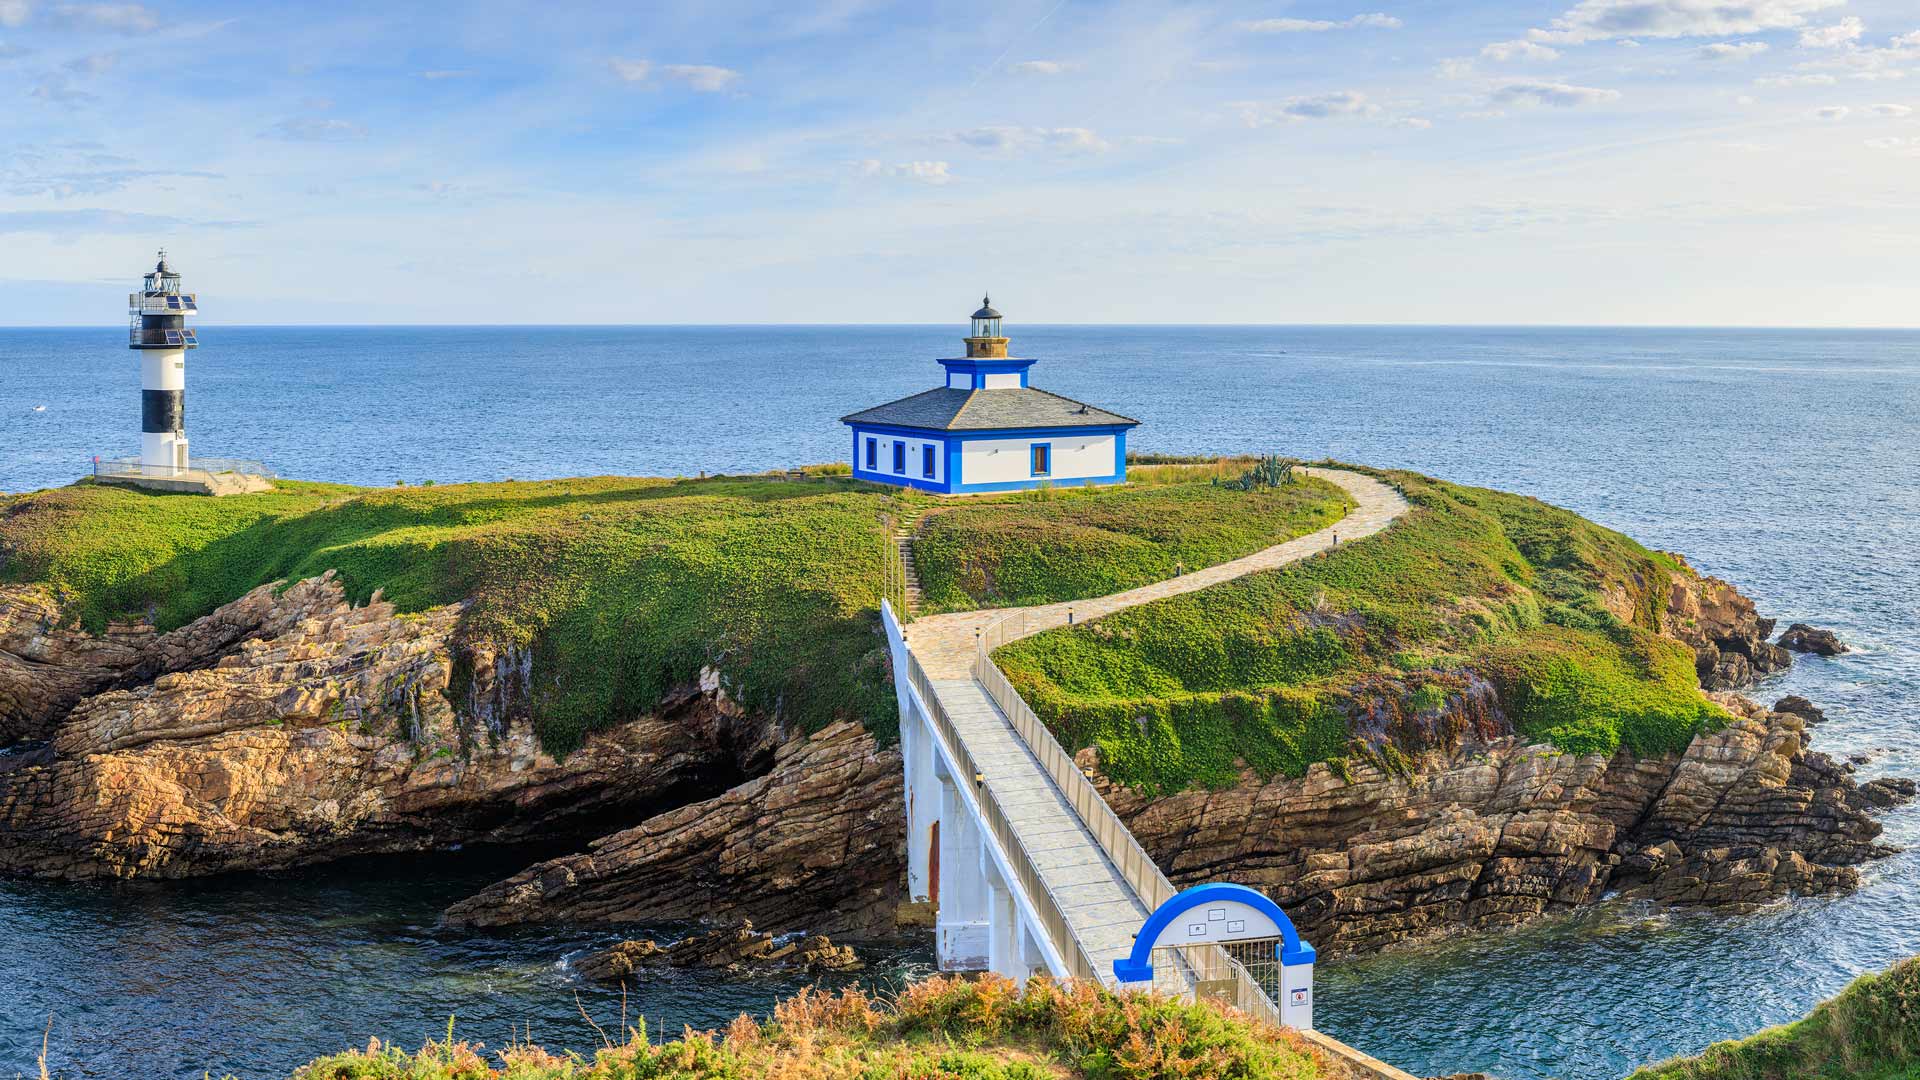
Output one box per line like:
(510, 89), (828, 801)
(852, 159), (951, 184)
(1798, 17), (1862, 48)
(1395, 116), (1434, 128)
(1698, 41), (1769, 61)
(0, 0), (27, 27)
(50, 3), (156, 32)
(1238, 12), (1402, 33)
(1489, 80), (1623, 107)
(1815, 104), (1850, 118)
(608, 58), (652, 82)
(608, 59), (743, 92)
(1009, 59), (1077, 76)
(661, 64), (742, 92)
(1865, 135), (1920, 153)
(1756, 72), (1837, 85)
(265, 116), (367, 141)
(1528, 0), (1843, 45)
(1437, 57), (1478, 79)
(1869, 102), (1914, 115)
(947, 125), (1112, 153)
(418, 70), (471, 80)
(1482, 39), (1561, 62)
(1233, 91), (1383, 126)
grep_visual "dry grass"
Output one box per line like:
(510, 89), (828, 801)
(286, 976), (1328, 1080)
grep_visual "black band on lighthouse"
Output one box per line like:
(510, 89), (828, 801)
(142, 389), (184, 433)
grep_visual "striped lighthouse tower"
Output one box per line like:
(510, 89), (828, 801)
(128, 251), (197, 474)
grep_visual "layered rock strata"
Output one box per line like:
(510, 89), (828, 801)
(1101, 692), (1905, 956)
(0, 575), (782, 879)
(444, 719), (905, 938)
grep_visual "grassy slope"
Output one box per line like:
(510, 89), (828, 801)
(288, 977), (1325, 1080)
(911, 468), (1354, 614)
(993, 467), (1721, 793)
(0, 475), (905, 752)
(1629, 957), (1920, 1080)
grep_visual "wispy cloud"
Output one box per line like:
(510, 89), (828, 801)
(1008, 59), (1077, 76)
(852, 159), (951, 185)
(0, 208), (245, 233)
(417, 69), (471, 80)
(49, 3), (157, 32)
(265, 116), (367, 141)
(1482, 39), (1560, 62)
(1815, 104), (1850, 118)
(0, 0), (27, 28)
(608, 58), (742, 92)
(1489, 80), (1623, 107)
(1232, 91), (1383, 126)
(1237, 12), (1401, 33)
(946, 125), (1112, 153)
(1698, 41), (1769, 61)
(1528, 0), (1842, 45)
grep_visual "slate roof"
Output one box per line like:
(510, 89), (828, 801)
(841, 386), (1139, 431)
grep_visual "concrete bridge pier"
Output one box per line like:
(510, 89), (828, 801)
(934, 767), (991, 969)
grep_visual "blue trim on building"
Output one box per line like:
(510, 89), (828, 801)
(1112, 883), (1316, 985)
(937, 357), (1036, 389)
(849, 420), (1136, 440)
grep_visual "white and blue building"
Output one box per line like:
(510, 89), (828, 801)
(841, 298), (1139, 493)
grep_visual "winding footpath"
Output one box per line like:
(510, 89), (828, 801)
(903, 467), (1410, 677)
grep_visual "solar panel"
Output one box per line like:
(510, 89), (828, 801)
(182, 330), (197, 344)
(164, 330), (181, 344)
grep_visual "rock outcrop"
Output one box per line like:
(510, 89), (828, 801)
(444, 719), (904, 938)
(1100, 694), (1907, 957)
(1779, 622), (1849, 656)
(1662, 569), (1791, 690)
(575, 920), (864, 983)
(0, 574), (781, 879)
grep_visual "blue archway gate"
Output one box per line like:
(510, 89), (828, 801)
(1112, 883), (1317, 1030)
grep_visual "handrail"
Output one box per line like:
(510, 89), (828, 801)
(899, 637), (1101, 983)
(973, 613), (1287, 1027)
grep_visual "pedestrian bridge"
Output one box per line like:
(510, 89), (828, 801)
(884, 468), (1414, 1079)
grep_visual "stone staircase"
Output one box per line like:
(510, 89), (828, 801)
(893, 511), (926, 615)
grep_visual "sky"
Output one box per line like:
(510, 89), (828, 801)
(2, 0), (1919, 326)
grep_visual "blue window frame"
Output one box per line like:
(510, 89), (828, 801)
(922, 444), (936, 479)
(1030, 442), (1051, 477)
(865, 437), (877, 470)
(893, 440), (906, 474)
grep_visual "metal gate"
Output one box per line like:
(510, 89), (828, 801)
(1148, 938), (1283, 1013)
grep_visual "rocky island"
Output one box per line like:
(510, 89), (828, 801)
(0, 460), (1901, 969)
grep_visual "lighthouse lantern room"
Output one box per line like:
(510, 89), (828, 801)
(129, 250), (197, 473)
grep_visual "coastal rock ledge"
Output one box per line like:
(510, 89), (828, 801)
(1105, 691), (1906, 957)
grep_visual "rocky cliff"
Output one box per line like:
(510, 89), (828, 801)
(0, 574), (786, 879)
(1099, 690), (1900, 957)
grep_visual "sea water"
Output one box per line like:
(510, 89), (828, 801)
(2, 325), (1917, 1079)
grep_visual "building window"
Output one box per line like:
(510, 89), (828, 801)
(865, 437), (877, 470)
(922, 444), (936, 479)
(893, 441), (906, 474)
(1030, 443), (1051, 477)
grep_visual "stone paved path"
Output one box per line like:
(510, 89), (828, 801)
(904, 467), (1409, 678)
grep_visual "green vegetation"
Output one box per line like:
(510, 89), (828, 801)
(1629, 956), (1920, 1080)
(993, 467), (1722, 793)
(286, 977), (1325, 1080)
(911, 471), (1353, 614)
(0, 475), (906, 753)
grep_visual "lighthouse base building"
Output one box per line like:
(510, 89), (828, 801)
(841, 298), (1138, 494)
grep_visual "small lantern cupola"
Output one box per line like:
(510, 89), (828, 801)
(965, 294), (1009, 358)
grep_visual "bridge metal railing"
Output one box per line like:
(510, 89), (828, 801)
(972, 611), (1288, 1028)
(898, 632), (1100, 984)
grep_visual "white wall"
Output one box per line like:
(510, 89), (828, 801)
(959, 433), (1116, 485)
(982, 373), (1021, 389)
(856, 429), (943, 483)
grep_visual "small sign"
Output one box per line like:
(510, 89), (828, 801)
(1188, 922), (1206, 937)
(1290, 987), (1310, 1007)
(1227, 919), (1246, 933)
(1208, 908), (1226, 921)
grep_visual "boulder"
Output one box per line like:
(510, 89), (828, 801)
(575, 921), (864, 983)
(1778, 623), (1849, 657)
(1772, 695), (1826, 724)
